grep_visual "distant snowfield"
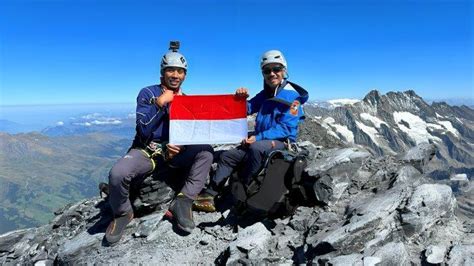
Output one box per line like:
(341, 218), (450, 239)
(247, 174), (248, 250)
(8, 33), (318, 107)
(327, 99), (361, 107)
(355, 120), (380, 145)
(360, 113), (387, 128)
(321, 117), (354, 143)
(437, 120), (460, 138)
(393, 112), (442, 144)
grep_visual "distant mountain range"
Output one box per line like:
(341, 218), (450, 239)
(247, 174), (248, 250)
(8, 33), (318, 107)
(0, 119), (41, 134)
(303, 90), (474, 179)
(0, 132), (131, 233)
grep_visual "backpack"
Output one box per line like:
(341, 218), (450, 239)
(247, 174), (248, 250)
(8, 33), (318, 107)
(230, 149), (309, 219)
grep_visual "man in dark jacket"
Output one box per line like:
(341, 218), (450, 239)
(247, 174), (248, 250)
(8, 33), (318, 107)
(194, 50), (308, 212)
(105, 42), (213, 245)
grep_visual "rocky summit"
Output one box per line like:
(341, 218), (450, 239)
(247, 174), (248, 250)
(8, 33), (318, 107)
(0, 141), (472, 265)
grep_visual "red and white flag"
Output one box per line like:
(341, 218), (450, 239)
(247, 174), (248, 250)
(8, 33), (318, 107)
(169, 95), (248, 145)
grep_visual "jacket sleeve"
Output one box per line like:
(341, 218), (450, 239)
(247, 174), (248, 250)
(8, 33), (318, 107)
(254, 102), (301, 141)
(247, 91), (265, 115)
(135, 88), (166, 143)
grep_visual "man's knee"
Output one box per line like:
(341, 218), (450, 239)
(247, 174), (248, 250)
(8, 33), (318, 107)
(109, 162), (133, 187)
(248, 140), (270, 154)
(196, 150), (213, 164)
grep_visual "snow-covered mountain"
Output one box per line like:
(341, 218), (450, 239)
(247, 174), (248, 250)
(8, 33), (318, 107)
(303, 90), (474, 178)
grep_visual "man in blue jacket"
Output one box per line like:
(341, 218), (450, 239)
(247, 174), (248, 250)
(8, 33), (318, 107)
(194, 50), (308, 212)
(105, 42), (213, 245)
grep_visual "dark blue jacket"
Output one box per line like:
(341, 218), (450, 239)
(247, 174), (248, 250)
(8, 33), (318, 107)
(248, 80), (308, 142)
(132, 85), (170, 147)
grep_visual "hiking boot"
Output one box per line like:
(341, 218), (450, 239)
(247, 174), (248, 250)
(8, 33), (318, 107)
(105, 211), (134, 246)
(165, 193), (195, 233)
(193, 189), (217, 212)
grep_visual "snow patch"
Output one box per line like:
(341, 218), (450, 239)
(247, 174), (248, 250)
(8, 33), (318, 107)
(90, 119), (122, 125)
(426, 123), (444, 130)
(333, 124), (354, 143)
(323, 117), (336, 124)
(438, 120), (459, 138)
(328, 130), (341, 140)
(321, 116), (343, 141)
(450, 173), (468, 181)
(360, 113), (387, 128)
(393, 112), (442, 145)
(435, 113), (444, 119)
(355, 121), (380, 145)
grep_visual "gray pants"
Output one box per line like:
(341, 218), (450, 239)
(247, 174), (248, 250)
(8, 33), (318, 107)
(108, 145), (213, 216)
(213, 140), (285, 185)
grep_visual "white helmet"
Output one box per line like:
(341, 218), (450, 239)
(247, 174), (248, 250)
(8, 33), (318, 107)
(260, 50), (287, 69)
(160, 41), (188, 71)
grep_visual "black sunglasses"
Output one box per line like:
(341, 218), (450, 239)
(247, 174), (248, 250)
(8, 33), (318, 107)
(262, 66), (284, 75)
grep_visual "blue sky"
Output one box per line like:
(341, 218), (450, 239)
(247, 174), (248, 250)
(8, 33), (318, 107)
(0, 0), (472, 105)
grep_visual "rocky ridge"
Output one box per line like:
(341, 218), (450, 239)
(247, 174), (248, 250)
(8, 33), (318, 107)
(0, 141), (472, 265)
(305, 90), (474, 173)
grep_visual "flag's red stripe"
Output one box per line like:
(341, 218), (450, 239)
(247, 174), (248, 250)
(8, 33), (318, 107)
(170, 94), (247, 120)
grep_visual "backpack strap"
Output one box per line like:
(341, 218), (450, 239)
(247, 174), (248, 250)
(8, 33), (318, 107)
(290, 150), (310, 202)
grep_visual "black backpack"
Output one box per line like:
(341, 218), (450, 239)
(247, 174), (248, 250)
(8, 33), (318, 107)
(230, 149), (309, 218)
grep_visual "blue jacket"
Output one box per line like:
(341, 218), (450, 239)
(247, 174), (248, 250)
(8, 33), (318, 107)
(248, 80), (308, 142)
(132, 85), (170, 147)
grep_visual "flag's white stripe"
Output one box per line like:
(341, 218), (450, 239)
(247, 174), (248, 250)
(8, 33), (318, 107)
(170, 118), (247, 145)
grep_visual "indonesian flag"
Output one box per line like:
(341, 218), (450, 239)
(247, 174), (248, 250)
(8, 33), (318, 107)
(169, 95), (248, 145)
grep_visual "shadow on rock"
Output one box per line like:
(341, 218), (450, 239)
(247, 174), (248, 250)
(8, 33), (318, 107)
(86, 200), (113, 235)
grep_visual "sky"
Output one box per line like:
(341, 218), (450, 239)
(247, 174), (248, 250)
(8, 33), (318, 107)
(0, 0), (472, 106)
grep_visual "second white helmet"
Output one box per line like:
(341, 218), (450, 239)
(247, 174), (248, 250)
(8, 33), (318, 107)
(260, 50), (287, 69)
(160, 51), (188, 71)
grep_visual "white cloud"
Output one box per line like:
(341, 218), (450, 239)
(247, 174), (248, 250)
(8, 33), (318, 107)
(90, 119), (122, 125)
(56, 121), (64, 126)
(81, 113), (102, 119)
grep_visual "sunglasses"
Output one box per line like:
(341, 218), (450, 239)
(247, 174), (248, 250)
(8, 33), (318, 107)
(262, 66), (284, 75)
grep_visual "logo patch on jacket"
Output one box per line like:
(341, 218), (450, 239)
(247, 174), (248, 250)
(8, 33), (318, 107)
(290, 100), (300, 116)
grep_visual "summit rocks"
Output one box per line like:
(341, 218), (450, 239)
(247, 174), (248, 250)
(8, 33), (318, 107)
(1, 141), (472, 265)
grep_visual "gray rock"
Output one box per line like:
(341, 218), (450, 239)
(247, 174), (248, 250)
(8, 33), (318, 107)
(57, 231), (103, 263)
(401, 184), (455, 237)
(226, 223), (272, 263)
(425, 244), (447, 264)
(0, 229), (31, 253)
(0, 139), (471, 265)
(394, 165), (422, 185)
(400, 143), (436, 173)
(372, 242), (409, 266)
(308, 186), (410, 253)
(306, 148), (371, 176)
(447, 244), (474, 266)
(134, 211), (166, 238)
(329, 253), (363, 266)
(363, 256), (381, 266)
(289, 207), (317, 232)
